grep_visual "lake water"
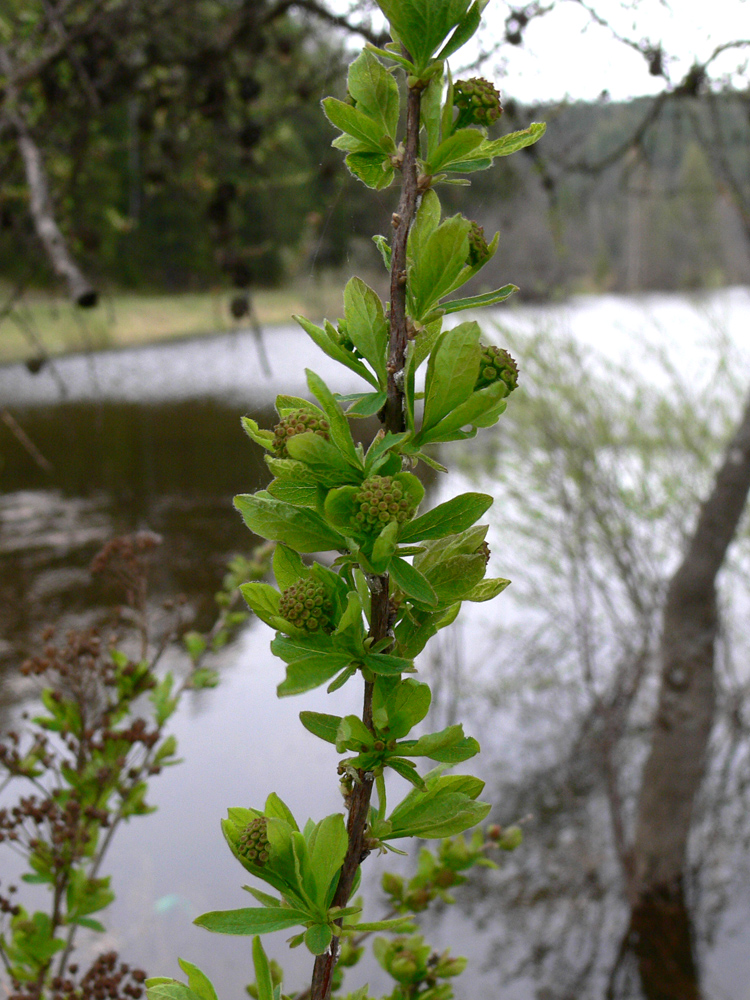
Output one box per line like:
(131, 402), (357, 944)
(2, 287), (750, 1000)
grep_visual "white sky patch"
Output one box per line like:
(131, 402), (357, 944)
(330, 0), (750, 102)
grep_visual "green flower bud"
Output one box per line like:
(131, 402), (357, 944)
(279, 577), (334, 633)
(352, 476), (417, 536)
(474, 345), (519, 393)
(466, 221), (491, 267)
(453, 78), (502, 129)
(237, 817), (270, 867)
(272, 409), (330, 458)
(433, 953), (467, 978)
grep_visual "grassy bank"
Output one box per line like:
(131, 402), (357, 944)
(0, 277), (350, 366)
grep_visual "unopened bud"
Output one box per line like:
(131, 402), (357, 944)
(453, 78), (502, 129)
(272, 409), (329, 458)
(237, 817), (270, 867)
(279, 578), (334, 633)
(353, 476), (417, 535)
(474, 345), (519, 393)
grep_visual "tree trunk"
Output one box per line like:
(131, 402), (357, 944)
(627, 386), (750, 995)
(0, 45), (97, 307)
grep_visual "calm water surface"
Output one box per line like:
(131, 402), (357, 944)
(2, 288), (750, 999)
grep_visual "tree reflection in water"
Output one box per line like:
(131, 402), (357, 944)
(438, 329), (750, 1000)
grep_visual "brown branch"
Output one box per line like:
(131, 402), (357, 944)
(385, 84), (422, 435)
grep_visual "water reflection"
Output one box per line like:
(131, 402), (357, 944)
(4, 296), (750, 998)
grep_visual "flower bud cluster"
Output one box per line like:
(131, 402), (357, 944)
(279, 578), (334, 632)
(237, 817), (270, 867)
(474, 345), (519, 392)
(453, 78), (502, 129)
(272, 410), (330, 458)
(466, 222), (491, 267)
(353, 476), (415, 534)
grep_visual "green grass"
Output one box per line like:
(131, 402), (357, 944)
(0, 277), (350, 365)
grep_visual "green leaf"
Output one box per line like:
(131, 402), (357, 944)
(322, 97), (393, 152)
(234, 494), (344, 552)
(441, 284), (517, 314)
(277, 654), (355, 697)
(376, 0), (472, 72)
(273, 545), (307, 592)
(299, 711), (342, 744)
(480, 122), (547, 158)
(146, 980), (204, 1000)
(347, 49), (400, 140)
(387, 757), (425, 788)
(305, 924), (333, 955)
(381, 678), (432, 739)
(345, 152), (395, 189)
(408, 216), (471, 321)
(407, 189), (441, 262)
(306, 370), (361, 467)
(344, 277), (389, 385)
(389, 557), (437, 606)
(195, 907), (311, 935)
(372, 234), (392, 270)
(240, 582), (281, 627)
(293, 315), (379, 388)
(422, 321), (482, 432)
(464, 577), (510, 601)
(265, 793), (299, 831)
(436, 0), (484, 60)
(241, 417), (275, 451)
(335, 591), (364, 635)
(266, 478), (321, 509)
(177, 960), (219, 1000)
(362, 651), (415, 676)
(399, 492), (492, 542)
(307, 814), (348, 905)
(252, 937), (275, 1000)
(420, 70), (444, 160)
(342, 391), (388, 418)
(385, 775), (490, 839)
(427, 128), (484, 172)
(371, 519), (399, 572)
(285, 433), (359, 487)
(345, 917), (415, 933)
(419, 381), (508, 444)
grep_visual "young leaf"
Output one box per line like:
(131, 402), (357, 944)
(426, 128), (485, 173)
(347, 49), (400, 141)
(344, 277), (389, 385)
(293, 315), (379, 388)
(252, 937), (276, 1000)
(299, 711), (342, 744)
(234, 494), (344, 553)
(239, 582), (281, 627)
(146, 981), (204, 1000)
(408, 216), (471, 321)
(176, 960), (219, 1000)
(422, 321), (481, 432)
(307, 814), (348, 906)
(399, 492), (492, 542)
(322, 97), (394, 152)
(277, 654), (355, 697)
(346, 152), (395, 190)
(241, 417), (275, 451)
(342, 391), (388, 418)
(305, 924), (333, 955)
(463, 577), (510, 601)
(194, 907), (311, 935)
(306, 369), (361, 467)
(389, 556), (438, 606)
(381, 678), (432, 739)
(273, 545), (308, 592)
(441, 283), (517, 315)
(285, 433), (359, 487)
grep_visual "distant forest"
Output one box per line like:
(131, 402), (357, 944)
(2, 81), (749, 299)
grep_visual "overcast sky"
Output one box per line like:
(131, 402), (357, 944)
(344, 0), (750, 103)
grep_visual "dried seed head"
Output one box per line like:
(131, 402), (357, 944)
(474, 345), (519, 393)
(279, 578), (334, 632)
(272, 409), (330, 458)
